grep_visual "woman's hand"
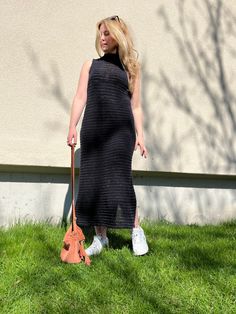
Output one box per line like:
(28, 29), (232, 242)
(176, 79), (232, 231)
(134, 136), (148, 158)
(67, 127), (77, 147)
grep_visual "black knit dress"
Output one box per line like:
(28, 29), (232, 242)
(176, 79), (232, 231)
(75, 52), (137, 229)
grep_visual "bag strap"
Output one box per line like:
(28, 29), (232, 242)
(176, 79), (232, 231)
(71, 144), (77, 231)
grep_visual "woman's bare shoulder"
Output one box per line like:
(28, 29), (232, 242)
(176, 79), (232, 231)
(82, 59), (93, 72)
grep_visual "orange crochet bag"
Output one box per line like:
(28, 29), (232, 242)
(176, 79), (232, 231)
(60, 144), (91, 265)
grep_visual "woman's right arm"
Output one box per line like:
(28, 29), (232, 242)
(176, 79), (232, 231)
(67, 60), (92, 146)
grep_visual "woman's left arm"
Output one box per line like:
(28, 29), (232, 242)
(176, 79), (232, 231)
(131, 68), (148, 158)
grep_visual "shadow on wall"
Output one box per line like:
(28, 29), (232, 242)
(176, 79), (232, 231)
(25, 43), (82, 226)
(139, 0), (236, 224)
(25, 43), (71, 132)
(156, 0), (236, 173)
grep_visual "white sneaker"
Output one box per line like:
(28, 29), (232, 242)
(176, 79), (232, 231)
(132, 226), (149, 256)
(85, 235), (109, 256)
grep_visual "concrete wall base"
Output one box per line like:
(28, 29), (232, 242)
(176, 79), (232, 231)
(1, 168), (236, 228)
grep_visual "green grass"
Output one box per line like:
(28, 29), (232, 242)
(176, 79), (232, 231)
(0, 220), (236, 314)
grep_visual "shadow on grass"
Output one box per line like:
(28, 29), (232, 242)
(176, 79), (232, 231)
(107, 231), (132, 250)
(36, 234), (62, 266)
(99, 253), (175, 313)
(7, 226), (93, 312)
(2, 222), (236, 313)
(178, 246), (232, 270)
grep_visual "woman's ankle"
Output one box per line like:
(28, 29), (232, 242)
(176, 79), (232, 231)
(95, 226), (107, 238)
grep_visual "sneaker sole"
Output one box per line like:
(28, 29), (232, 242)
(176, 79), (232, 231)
(133, 247), (149, 256)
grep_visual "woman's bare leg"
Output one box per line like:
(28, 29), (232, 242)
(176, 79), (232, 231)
(95, 226), (107, 238)
(134, 207), (139, 228)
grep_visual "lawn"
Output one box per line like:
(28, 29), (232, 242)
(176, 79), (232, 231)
(0, 220), (236, 313)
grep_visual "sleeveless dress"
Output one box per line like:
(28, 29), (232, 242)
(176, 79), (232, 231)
(75, 52), (137, 229)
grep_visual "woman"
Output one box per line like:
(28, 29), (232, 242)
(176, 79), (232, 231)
(67, 15), (148, 257)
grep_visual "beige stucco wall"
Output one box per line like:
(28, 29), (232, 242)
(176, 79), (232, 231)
(1, 1), (236, 227)
(1, 0), (236, 174)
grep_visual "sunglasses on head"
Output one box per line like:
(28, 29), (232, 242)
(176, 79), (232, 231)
(108, 15), (120, 23)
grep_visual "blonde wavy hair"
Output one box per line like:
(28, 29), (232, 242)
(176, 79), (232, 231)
(95, 16), (140, 94)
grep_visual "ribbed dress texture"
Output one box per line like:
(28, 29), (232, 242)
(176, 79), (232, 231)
(75, 52), (137, 229)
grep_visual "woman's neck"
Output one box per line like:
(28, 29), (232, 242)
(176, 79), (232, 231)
(104, 48), (118, 55)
